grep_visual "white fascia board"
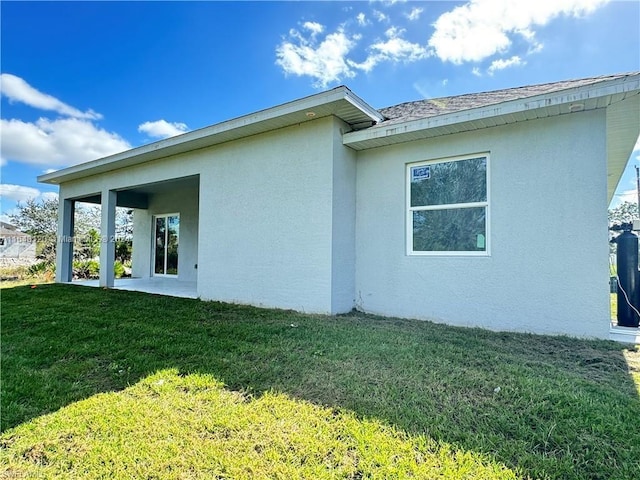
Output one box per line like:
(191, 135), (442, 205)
(343, 89), (386, 124)
(38, 86), (382, 185)
(344, 75), (640, 149)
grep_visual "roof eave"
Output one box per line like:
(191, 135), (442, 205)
(38, 86), (383, 185)
(343, 74), (640, 150)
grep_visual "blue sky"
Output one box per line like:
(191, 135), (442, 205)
(1, 0), (639, 221)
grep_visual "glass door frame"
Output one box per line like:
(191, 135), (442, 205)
(152, 213), (180, 277)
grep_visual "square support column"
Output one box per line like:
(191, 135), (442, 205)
(99, 190), (117, 287)
(56, 199), (75, 282)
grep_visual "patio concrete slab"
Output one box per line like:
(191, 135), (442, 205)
(70, 277), (198, 299)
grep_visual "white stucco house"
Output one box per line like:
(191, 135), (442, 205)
(39, 73), (640, 339)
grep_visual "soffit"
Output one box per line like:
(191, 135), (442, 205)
(607, 94), (640, 202)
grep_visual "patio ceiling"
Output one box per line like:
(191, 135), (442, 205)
(70, 175), (199, 209)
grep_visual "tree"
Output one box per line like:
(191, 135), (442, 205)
(115, 209), (133, 240)
(9, 198), (60, 262)
(8, 198), (131, 263)
(608, 201), (638, 226)
(75, 228), (101, 260)
(608, 201), (639, 256)
(9, 197), (59, 240)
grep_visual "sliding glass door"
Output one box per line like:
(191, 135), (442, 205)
(154, 214), (179, 276)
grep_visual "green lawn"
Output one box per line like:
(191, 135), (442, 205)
(1, 284), (639, 479)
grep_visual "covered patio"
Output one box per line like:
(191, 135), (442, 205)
(51, 174), (200, 294)
(70, 276), (198, 299)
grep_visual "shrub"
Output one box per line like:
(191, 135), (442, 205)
(73, 260), (100, 279)
(28, 261), (55, 279)
(0, 265), (29, 281)
(72, 260), (126, 279)
(114, 261), (125, 279)
(115, 239), (132, 263)
(75, 229), (101, 261)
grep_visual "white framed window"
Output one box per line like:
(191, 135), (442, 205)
(407, 153), (489, 256)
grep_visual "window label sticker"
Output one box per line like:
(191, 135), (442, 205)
(411, 166), (430, 181)
(476, 234), (486, 249)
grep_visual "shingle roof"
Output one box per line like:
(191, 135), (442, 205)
(0, 224), (30, 237)
(378, 73), (637, 126)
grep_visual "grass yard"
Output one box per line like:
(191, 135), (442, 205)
(1, 284), (639, 479)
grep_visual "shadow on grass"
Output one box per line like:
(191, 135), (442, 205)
(2, 284), (639, 479)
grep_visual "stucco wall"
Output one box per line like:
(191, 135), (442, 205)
(331, 119), (357, 313)
(131, 210), (149, 279)
(197, 117), (343, 313)
(354, 111), (610, 338)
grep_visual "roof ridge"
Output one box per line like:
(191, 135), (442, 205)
(383, 72), (638, 107)
(452, 72), (634, 99)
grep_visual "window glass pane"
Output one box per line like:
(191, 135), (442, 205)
(411, 157), (486, 207)
(166, 215), (179, 275)
(154, 217), (166, 274)
(413, 207), (486, 252)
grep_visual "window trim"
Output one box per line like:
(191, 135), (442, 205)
(406, 153), (490, 257)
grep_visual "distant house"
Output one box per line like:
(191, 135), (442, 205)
(39, 73), (640, 339)
(0, 222), (36, 261)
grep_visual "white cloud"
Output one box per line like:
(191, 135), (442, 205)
(302, 21), (324, 35)
(0, 186), (56, 223)
(276, 18), (431, 86)
(472, 67), (483, 77)
(372, 27), (428, 61)
(0, 184), (42, 203)
(138, 120), (189, 139)
(1, 74), (132, 170)
(527, 41), (545, 55)
(487, 55), (526, 75)
(428, 0), (610, 64)
(41, 191), (59, 201)
(373, 10), (389, 22)
(276, 25), (359, 87)
(0, 117), (131, 167)
(351, 27), (429, 73)
(0, 73), (101, 120)
(614, 189), (638, 206)
(356, 13), (368, 26)
(406, 7), (423, 21)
